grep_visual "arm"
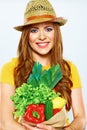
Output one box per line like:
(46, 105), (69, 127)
(64, 88), (86, 130)
(0, 83), (26, 130)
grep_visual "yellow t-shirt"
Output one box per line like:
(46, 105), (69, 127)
(0, 57), (82, 88)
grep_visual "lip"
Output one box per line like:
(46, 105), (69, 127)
(36, 42), (49, 48)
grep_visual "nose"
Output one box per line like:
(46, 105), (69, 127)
(39, 30), (46, 40)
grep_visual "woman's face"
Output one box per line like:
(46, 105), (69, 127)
(28, 22), (54, 58)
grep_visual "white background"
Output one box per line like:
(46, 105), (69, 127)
(0, 0), (87, 124)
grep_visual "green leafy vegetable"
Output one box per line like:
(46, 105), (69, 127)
(45, 100), (53, 120)
(27, 62), (63, 89)
(40, 64), (63, 89)
(27, 62), (42, 87)
(10, 62), (63, 117)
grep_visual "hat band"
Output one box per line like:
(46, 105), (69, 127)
(24, 14), (56, 23)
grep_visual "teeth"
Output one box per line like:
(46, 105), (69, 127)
(38, 43), (47, 46)
(37, 42), (49, 46)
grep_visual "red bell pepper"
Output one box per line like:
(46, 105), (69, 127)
(24, 104), (45, 123)
(53, 108), (61, 115)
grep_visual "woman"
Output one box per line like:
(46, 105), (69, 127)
(0, 0), (86, 130)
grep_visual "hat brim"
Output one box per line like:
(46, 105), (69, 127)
(14, 17), (67, 31)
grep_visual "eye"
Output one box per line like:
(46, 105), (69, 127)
(30, 28), (38, 33)
(46, 27), (53, 32)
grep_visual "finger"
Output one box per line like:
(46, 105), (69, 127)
(37, 123), (55, 130)
(22, 123), (34, 129)
(22, 123), (40, 130)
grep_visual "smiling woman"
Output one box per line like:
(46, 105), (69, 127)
(28, 22), (55, 57)
(0, 0), (87, 130)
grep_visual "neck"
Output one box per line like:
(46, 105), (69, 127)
(32, 53), (51, 66)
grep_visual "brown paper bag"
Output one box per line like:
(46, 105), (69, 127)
(19, 107), (66, 130)
(43, 107), (66, 127)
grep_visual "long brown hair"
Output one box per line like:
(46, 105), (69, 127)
(14, 23), (72, 111)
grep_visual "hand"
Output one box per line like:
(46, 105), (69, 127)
(22, 122), (56, 130)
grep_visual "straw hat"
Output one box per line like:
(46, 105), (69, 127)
(14, 0), (67, 31)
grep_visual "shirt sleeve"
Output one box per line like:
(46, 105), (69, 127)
(69, 61), (82, 89)
(0, 59), (16, 87)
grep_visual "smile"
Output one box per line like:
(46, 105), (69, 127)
(36, 42), (49, 48)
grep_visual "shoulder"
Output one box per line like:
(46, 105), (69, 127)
(2, 57), (18, 68)
(0, 57), (18, 86)
(66, 60), (82, 89)
(67, 60), (80, 75)
(0, 57), (18, 77)
(67, 60), (76, 68)
(0, 57), (18, 71)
